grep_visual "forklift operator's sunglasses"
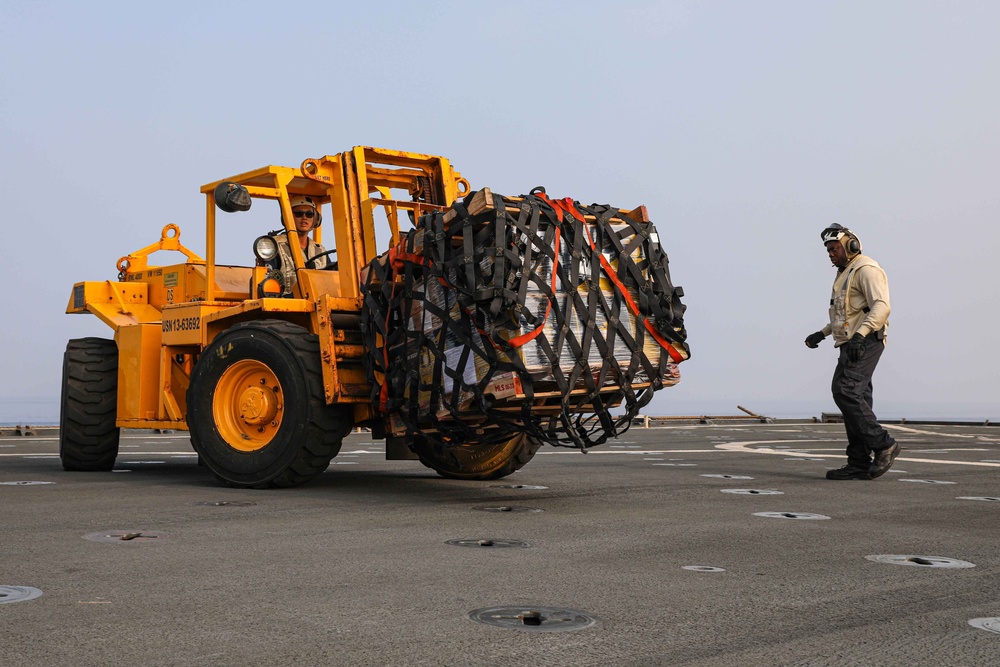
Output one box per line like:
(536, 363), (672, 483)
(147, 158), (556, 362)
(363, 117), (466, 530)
(293, 210), (315, 218)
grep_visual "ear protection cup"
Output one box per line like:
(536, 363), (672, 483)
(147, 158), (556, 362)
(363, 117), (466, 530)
(844, 231), (861, 254)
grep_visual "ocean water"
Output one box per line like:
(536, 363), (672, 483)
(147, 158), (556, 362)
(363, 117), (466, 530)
(0, 398), (60, 426)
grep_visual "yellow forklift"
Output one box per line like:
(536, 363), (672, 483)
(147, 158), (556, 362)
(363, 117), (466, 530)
(64, 147), (687, 487)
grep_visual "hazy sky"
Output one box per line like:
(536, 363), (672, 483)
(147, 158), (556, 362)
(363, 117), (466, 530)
(1, 1), (997, 421)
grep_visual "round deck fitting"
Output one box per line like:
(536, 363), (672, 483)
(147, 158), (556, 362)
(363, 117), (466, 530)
(0, 481), (55, 486)
(957, 496), (1000, 502)
(468, 605), (600, 632)
(493, 484), (548, 490)
(193, 501), (257, 507)
(969, 617), (1000, 635)
(701, 474), (754, 480)
(473, 506), (544, 513)
(865, 554), (975, 569)
(682, 566), (726, 573)
(898, 479), (956, 485)
(721, 489), (784, 495)
(753, 512), (830, 520)
(83, 530), (171, 543)
(0, 585), (43, 604)
(445, 538), (531, 548)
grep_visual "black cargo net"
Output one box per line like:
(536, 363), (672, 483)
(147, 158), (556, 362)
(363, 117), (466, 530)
(360, 188), (689, 450)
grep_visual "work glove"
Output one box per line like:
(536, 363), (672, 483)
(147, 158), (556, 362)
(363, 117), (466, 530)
(804, 331), (826, 349)
(845, 333), (866, 363)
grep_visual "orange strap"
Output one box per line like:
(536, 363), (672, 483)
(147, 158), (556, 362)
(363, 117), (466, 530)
(533, 193), (684, 363)
(508, 226), (561, 348)
(389, 245), (425, 271)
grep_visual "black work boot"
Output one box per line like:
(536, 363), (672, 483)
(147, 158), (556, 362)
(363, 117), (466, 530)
(870, 443), (901, 479)
(825, 465), (872, 480)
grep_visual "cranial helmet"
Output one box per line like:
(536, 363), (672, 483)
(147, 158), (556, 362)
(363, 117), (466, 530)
(288, 195), (322, 228)
(290, 195), (316, 210)
(821, 223), (861, 258)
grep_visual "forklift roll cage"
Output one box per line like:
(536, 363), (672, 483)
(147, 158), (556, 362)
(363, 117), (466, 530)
(67, 147), (470, 431)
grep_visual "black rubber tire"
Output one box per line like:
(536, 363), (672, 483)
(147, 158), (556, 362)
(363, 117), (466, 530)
(187, 320), (351, 488)
(411, 434), (542, 480)
(60, 338), (120, 471)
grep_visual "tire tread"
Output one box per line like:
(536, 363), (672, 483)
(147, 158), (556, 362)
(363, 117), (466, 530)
(60, 338), (120, 471)
(414, 435), (542, 480)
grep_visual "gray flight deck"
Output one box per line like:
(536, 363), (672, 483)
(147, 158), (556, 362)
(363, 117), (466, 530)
(2, 421), (999, 666)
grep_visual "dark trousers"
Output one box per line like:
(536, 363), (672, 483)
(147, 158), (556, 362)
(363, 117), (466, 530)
(831, 333), (896, 469)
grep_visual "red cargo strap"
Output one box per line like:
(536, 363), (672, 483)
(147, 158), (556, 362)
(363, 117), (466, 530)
(389, 244), (425, 271)
(534, 192), (684, 363)
(508, 226), (561, 349)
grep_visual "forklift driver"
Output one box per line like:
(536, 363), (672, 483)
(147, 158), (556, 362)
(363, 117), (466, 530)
(275, 195), (329, 294)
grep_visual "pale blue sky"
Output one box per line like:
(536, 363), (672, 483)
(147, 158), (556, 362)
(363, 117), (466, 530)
(1, 1), (998, 421)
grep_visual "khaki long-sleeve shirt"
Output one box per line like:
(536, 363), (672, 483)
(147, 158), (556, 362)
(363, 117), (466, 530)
(821, 254), (890, 346)
(276, 234), (327, 295)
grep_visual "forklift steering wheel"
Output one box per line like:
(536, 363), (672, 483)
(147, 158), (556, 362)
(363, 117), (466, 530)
(305, 248), (338, 270)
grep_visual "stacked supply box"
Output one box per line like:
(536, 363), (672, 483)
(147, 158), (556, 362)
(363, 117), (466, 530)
(360, 187), (689, 448)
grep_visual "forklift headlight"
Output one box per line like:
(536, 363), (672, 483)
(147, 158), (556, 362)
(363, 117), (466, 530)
(253, 236), (279, 262)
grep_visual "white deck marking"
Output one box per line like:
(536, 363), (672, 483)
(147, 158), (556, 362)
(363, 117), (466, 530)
(0, 437), (58, 441)
(538, 449), (723, 455)
(919, 448), (993, 453)
(0, 451), (197, 457)
(884, 425), (975, 439)
(715, 440), (1000, 468)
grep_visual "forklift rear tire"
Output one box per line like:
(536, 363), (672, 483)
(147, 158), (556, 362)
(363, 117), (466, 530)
(411, 434), (541, 480)
(60, 338), (120, 471)
(187, 320), (351, 488)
